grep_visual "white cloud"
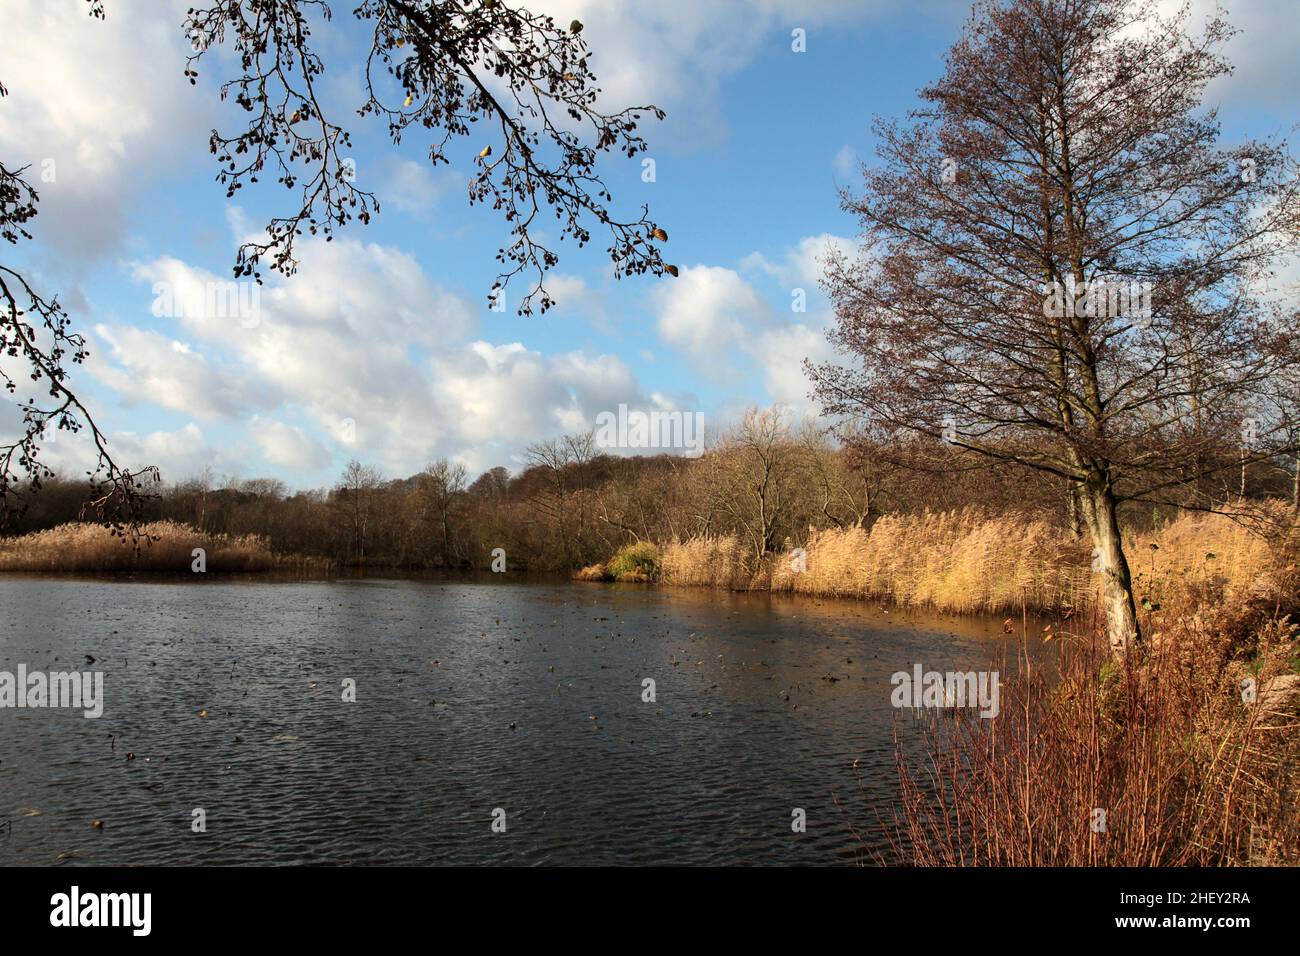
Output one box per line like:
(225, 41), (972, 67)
(654, 237), (852, 415)
(654, 265), (771, 359)
(748, 323), (835, 413)
(113, 424), (216, 477)
(249, 417), (332, 471)
(0, 0), (208, 259)
(544, 273), (593, 303)
(90, 324), (270, 421)
(428, 341), (653, 467)
(114, 233), (670, 479)
(38, 422), (222, 481)
(1149, 0), (1300, 110)
(743, 233), (856, 289)
(128, 236), (474, 475)
(378, 158), (464, 216)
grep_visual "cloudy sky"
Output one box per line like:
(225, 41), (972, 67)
(0, 0), (1295, 489)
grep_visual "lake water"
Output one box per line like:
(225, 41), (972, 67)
(0, 576), (1029, 865)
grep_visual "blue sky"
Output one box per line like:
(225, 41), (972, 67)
(1, 0), (1295, 489)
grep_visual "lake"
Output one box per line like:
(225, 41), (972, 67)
(0, 575), (1029, 865)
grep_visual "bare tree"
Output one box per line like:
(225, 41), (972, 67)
(709, 407), (803, 563)
(334, 459), (384, 562)
(183, 0), (674, 312)
(418, 458), (467, 565)
(468, 465), (509, 499)
(522, 432), (591, 564)
(812, 0), (1300, 655)
(800, 423), (884, 529)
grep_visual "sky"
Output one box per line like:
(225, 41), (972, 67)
(0, 0), (1296, 490)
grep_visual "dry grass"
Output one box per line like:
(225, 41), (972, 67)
(883, 504), (1300, 866)
(659, 535), (760, 590)
(650, 504), (1297, 619)
(0, 521), (323, 573)
(1130, 504), (1299, 611)
(888, 602), (1300, 865)
(573, 563), (609, 581)
(769, 509), (1091, 613)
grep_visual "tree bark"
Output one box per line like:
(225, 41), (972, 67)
(1067, 481), (1085, 540)
(1082, 476), (1140, 657)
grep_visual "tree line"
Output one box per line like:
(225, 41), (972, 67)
(5, 407), (1295, 573)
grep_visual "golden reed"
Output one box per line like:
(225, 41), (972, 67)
(0, 520), (321, 573)
(650, 506), (1294, 617)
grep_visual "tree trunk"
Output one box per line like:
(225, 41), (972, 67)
(1081, 477), (1140, 657)
(1293, 452), (1298, 513)
(1066, 481), (1085, 539)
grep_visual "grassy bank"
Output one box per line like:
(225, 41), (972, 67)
(0, 521), (329, 574)
(890, 588), (1300, 865)
(580, 505), (1296, 617)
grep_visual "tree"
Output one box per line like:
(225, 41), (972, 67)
(706, 407), (804, 563)
(1, 76), (157, 528)
(468, 465), (509, 499)
(800, 423), (886, 529)
(183, 0), (673, 312)
(334, 459), (384, 562)
(1267, 367), (1300, 511)
(522, 431), (599, 565)
(811, 0), (1300, 655)
(417, 458), (467, 566)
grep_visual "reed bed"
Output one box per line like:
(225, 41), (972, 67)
(887, 606), (1300, 865)
(574, 542), (663, 582)
(0, 520), (317, 573)
(880, 503), (1300, 865)
(769, 509), (1091, 613)
(659, 535), (758, 590)
(573, 563), (609, 582)
(1130, 505), (1298, 609)
(649, 505), (1296, 618)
